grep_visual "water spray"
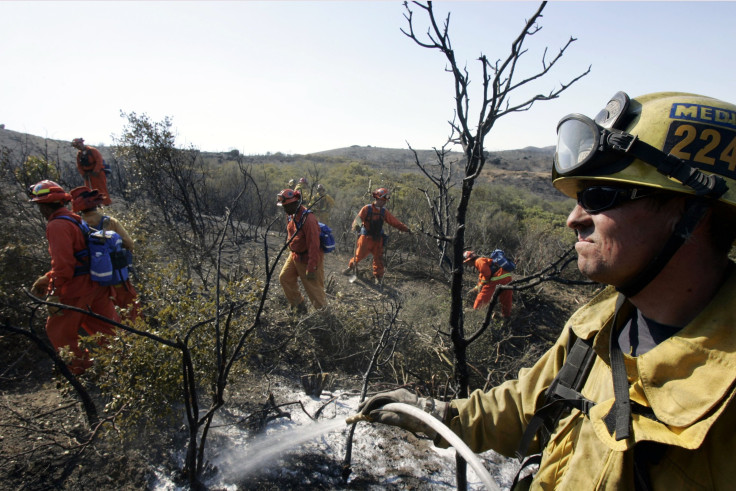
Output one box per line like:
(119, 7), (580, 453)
(346, 403), (500, 490)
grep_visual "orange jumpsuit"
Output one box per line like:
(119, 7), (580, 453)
(471, 257), (513, 317)
(43, 208), (118, 374)
(75, 146), (112, 205)
(81, 210), (141, 322)
(348, 204), (409, 279)
(279, 206), (326, 309)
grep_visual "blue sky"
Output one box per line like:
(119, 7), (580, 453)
(2, 1), (735, 155)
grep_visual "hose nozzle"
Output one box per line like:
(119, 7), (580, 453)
(345, 412), (372, 424)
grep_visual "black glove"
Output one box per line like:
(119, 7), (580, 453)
(357, 389), (448, 438)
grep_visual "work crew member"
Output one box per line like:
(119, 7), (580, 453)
(70, 186), (141, 322)
(463, 250), (513, 317)
(294, 177), (310, 204)
(29, 180), (118, 374)
(309, 183), (335, 226)
(342, 187), (410, 285)
(357, 91), (736, 488)
(277, 189), (326, 313)
(71, 138), (112, 206)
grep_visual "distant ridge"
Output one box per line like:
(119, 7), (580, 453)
(313, 145), (554, 174)
(0, 127), (553, 173)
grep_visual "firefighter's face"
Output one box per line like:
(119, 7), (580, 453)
(282, 201), (299, 215)
(566, 194), (682, 288)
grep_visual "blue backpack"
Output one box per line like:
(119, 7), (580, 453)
(53, 215), (130, 286)
(490, 249), (516, 272)
(318, 221), (336, 253)
(293, 210), (336, 254)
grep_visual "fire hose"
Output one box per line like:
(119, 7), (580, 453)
(347, 402), (500, 490)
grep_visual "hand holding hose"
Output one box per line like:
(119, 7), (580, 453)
(356, 389), (448, 438)
(351, 390), (501, 490)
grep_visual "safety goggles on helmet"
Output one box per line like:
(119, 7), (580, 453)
(29, 180), (70, 203)
(373, 188), (390, 200)
(554, 91), (727, 199)
(276, 189), (300, 206)
(576, 186), (656, 214)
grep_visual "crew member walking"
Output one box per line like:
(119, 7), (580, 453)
(463, 250), (513, 317)
(342, 188), (410, 285)
(71, 138), (112, 206)
(277, 189), (326, 313)
(71, 186), (141, 322)
(29, 180), (118, 374)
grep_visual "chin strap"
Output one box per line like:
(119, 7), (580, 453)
(616, 197), (711, 298)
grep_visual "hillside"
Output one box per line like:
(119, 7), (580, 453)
(0, 127), (560, 201)
(314, 144), (561, 201)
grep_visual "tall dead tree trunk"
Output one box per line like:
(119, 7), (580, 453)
(403, 1), (589, 487)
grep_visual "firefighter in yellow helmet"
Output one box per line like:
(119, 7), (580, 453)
(294, 177), (311, 204)
(357, 92), (736, 489)
(308, 183), (335, 226)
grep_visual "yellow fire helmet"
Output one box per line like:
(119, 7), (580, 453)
(552, 91), (736, 209)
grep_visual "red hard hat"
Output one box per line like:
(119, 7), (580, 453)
(372, 187), (390, 200)
(298, 177), (308, 184)
(29, 180), (71, 204)
(71, 138), (85, 146)
(463, 250), (477, 264)
(70, 186), (106, 212)
(277, 188), (301, 206)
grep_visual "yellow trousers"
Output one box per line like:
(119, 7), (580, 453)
(279, 253), (326, 310)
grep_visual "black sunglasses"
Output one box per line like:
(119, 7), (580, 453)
(576, 186), (655, 214)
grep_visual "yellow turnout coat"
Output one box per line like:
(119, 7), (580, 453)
(447, 270), (736, 489)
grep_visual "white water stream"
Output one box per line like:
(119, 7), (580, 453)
(218, 418), (347, 480)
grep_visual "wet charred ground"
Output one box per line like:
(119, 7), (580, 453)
(154, 376), (519, 490)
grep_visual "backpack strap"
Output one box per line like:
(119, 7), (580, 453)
(289, 209), (312, 255)
(97, 215), (110, 231)
(51, 215), (91, 276)
(603, 294), (633, 441)
(360, 206), (385, 238)
(513, 331), (596, 486)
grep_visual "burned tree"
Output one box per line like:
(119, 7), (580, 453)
(403, 1), (589, 487)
